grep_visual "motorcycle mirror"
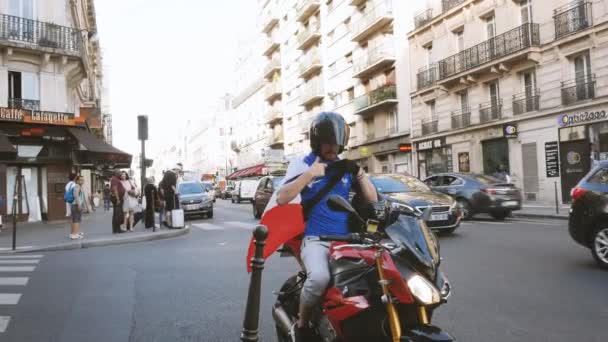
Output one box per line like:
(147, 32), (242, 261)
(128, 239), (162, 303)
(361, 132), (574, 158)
(327, 195), (357, 215)
(421, 207), (432, 222)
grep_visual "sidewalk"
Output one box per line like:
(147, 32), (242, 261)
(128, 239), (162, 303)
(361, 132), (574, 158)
(514, 204), (570, 220)
(0, 208), (190, 253)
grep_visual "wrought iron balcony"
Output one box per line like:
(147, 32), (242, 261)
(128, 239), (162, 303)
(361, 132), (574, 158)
(297, 22), (321, 50)
(554, 2), (592, 39)
(352, 0), (394, 43)
(296, 0), (321, 23)
(263, 58), (281, 79)
(0, 14), (81, 54)
(262, 35), (280, 57)
(354, 84), (397, 116)
(437, 23), (540, 81)
(421, 119), (438, 135)
(442, 0), (466, 12)
(299, 79), (324, 107)
(8, 98), (39, 111)
(479, 100), (502, 123)
(265, 80), (282, 103)
(415, 9), (433, 29)
(451, 108), (471, 129)
(561, 75), (595, 105)
(299, 50), (322, 79)
(417, 65), (438, 90)
(353, 42), (395, 79)
(512, 90), (540, 115)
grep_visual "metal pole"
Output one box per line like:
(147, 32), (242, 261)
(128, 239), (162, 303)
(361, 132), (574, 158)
(554, 181), (559, 215)
(12, 170), (21, 251)
(240, 225), (269, 342)
(141, 139), (146, 194)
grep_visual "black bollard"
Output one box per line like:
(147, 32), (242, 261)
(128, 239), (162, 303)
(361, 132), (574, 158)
(240, 225), (269, 342)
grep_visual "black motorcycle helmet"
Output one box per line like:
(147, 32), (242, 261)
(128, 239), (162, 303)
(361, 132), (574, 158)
(309, 112), (349, 154)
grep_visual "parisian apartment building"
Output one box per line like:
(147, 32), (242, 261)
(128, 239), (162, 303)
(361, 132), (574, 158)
(259, 0), (414, 174)
(0, 0), (126, 222)
(408, 0), (608, 205)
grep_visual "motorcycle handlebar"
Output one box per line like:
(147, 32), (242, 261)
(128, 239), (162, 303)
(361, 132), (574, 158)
(319, 234), (361, 243)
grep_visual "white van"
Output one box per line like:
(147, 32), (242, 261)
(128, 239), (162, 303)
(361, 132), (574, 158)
(231, 179), (259, 203)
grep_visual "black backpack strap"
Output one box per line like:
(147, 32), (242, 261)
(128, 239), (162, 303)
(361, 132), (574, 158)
(301, 170), (346, 220)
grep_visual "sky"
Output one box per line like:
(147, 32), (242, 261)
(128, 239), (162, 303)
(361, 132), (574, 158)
(95, 0), (257, 159)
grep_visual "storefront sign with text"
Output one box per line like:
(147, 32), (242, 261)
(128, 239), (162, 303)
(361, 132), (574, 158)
(545, 141), (559, 178)
(0, 107), (82, 126)
(416, 137), (445, 151)
(558, 110), (607, 127)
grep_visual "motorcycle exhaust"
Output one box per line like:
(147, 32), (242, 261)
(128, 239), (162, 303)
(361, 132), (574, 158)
(272, 304), (294, 335)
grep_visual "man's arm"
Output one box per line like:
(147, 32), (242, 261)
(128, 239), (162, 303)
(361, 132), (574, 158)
(277, 157), (326, 205)
(355, 169), (378, 203)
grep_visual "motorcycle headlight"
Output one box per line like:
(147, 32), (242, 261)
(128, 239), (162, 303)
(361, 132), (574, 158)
(407, 275), (441, 305)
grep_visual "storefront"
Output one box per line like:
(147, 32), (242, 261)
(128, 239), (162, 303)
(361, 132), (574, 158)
(0, 108), (131, 222)
(346, 135), (411, 174)
(557, 108), (608, 202)
(416, 137), (452, 179)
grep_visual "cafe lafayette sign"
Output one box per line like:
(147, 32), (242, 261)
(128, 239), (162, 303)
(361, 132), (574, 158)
(0, 107), (83, 126)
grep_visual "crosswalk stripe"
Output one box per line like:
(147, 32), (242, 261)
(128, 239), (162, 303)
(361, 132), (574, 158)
(0, 266), (35, 272)
(0, 260), (39, 265)
(224, 221), (254, 230)
(0, 316), (9, 333)
(194, 223), (224, 231)
(0, 278), (28, 286)
(0, 294), (21, 305)
(0, 255), (43, 259)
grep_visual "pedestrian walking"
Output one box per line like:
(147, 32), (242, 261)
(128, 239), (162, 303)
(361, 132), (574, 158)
(143, 177), (157, 229)
(69, 175), (89, 240)
(103, 184), (111, 211)
(160, 166), (179, 226)
(121, 172), (140, 232)
(65, 173), (77, 218)
(111, 170), (126, 233)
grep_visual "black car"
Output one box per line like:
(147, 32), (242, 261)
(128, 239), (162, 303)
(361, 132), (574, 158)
(252, 175), (284, 219)
(424, 173), (522, 220)
(568, 160), (608, 269)
(178, 181), (214, 218)
(369, 174), (461, 234)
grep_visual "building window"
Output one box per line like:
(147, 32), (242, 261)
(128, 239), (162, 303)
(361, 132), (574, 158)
(489, 81), (500, 106)
(455, 31), (464, 52)
(425, 45), (433, 66)
(486, 15), (496, 39)
(459, 90), (469, 111)
(9, 0), (33, 19)
(344, 17), (351, 31)
(573, 51), (592, 81)
(8, 71), (39, 110)
(520, 0), (533, 24)
(347, 87), (355, 101)
(345, 52), (353, 66)
(327, 0), (334, 12)
(429, 100), (437, 120)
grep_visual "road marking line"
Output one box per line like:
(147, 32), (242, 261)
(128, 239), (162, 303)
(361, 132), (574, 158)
(225, 221), (254, 230)
(0, 316), (9, 333)
(0, 294), (21, 305)
(0, 255), (42, 259)
(0, 260), (39, 265)
(0, 278), (28, 286)
(0, 266), (35, 272)
(0, 247), (33, 251)
(194, 223), (224, 231)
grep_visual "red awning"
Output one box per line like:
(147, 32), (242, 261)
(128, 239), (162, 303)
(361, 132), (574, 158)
(227, 164), (266, 180)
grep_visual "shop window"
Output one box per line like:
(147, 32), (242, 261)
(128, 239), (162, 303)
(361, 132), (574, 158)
(482, 138), (509, 176)
(458, 152), (470, 172)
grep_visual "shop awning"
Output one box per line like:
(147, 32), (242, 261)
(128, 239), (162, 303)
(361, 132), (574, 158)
(0, 132), (17, 160)
(67, 127), (132, 168)
(227, 164), (266, 180)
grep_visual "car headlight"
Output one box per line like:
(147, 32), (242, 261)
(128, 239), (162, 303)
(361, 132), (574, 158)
(390, 202), (416, 213)
(407, 275), (441, 305)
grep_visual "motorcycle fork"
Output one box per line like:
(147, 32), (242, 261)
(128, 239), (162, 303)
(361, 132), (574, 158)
(375, 251), (401, 342)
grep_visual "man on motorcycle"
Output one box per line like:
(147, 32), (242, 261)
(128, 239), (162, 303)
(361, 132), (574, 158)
(276, 112), (378, 341)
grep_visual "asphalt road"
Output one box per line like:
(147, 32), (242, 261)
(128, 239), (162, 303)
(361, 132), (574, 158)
(1, 200), (607, 342)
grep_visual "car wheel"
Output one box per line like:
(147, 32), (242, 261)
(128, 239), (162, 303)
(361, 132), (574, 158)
(592, 227), (608, 269)
(253, 203), (262, 219)
(456, 199), (473, 220)
(207, 210), (214, 219)
(490, 210), (510, 221)
(237, 196), (241, 204)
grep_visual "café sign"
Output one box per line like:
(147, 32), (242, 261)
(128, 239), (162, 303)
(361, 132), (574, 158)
(0, 107), (82, 126)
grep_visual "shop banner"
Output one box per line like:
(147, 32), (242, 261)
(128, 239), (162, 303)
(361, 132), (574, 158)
(544, 141), (559, 178)
(0, 107), (84, 127)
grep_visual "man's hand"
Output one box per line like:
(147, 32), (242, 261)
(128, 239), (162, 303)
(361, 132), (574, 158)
(343, 160), (362, 177)
(306, 157), (326, 178)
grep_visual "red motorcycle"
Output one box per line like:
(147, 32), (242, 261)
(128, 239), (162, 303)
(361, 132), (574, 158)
(271, 195), (455, 342)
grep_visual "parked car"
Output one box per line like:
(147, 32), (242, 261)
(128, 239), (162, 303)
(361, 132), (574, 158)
(178, 181), (213, 218)
(569, 161), (608, 269)
(232, 179), (259, 203)
(424, 173), (522, 220)
(252, 175), (285, 219)
(221, 185), (234, 200)
(213, 186), (222, 199)
(369, 174), (461, 234)
(201, 182), (216, 202)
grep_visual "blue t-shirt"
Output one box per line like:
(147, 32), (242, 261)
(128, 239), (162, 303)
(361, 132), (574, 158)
(298, 153), (353, 237)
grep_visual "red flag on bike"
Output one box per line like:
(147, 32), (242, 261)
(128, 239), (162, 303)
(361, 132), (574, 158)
(246, 204), (305, 272)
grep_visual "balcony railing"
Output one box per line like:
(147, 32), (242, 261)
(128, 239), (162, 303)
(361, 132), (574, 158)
(354, 84), (397, 114)
(512, 90), (540, 115)
(451, 108), (471, 129)
(437, 23), (540, 81)
(299, 50), (322, 78)
(262, 35), (280, 57)
(266, 109), (283, 125)
(554, 2), (592, 39)
(352, 0), (393, 42)
(353, 42), (395, 78)
(265, 81), (282, 102)
(479, 100), (502, 123)
(415, 9), (433, 29)
(300, 79), (324, 106)
(561, 75), (595, 105)
(261, 9), (279, 34)
(264, 58), (281, 79)
(442, 0), (466, 12)
(417, 65), (438, 90)
(387, 125), (397, 135)
(297, 22), (321, 50)
(296, 0), (321, 23)
(0, 14), (81, 53)
(8, 98), (39, 111)
(421, 119), (438, 135)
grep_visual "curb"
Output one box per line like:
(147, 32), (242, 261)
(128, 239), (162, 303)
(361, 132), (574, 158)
(0, 226), (191, 254)
(514, 213), (568, 221)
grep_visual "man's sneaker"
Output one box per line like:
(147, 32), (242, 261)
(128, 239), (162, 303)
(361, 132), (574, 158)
(69, 234), (83, 240)
(290, 322), (317, 342)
